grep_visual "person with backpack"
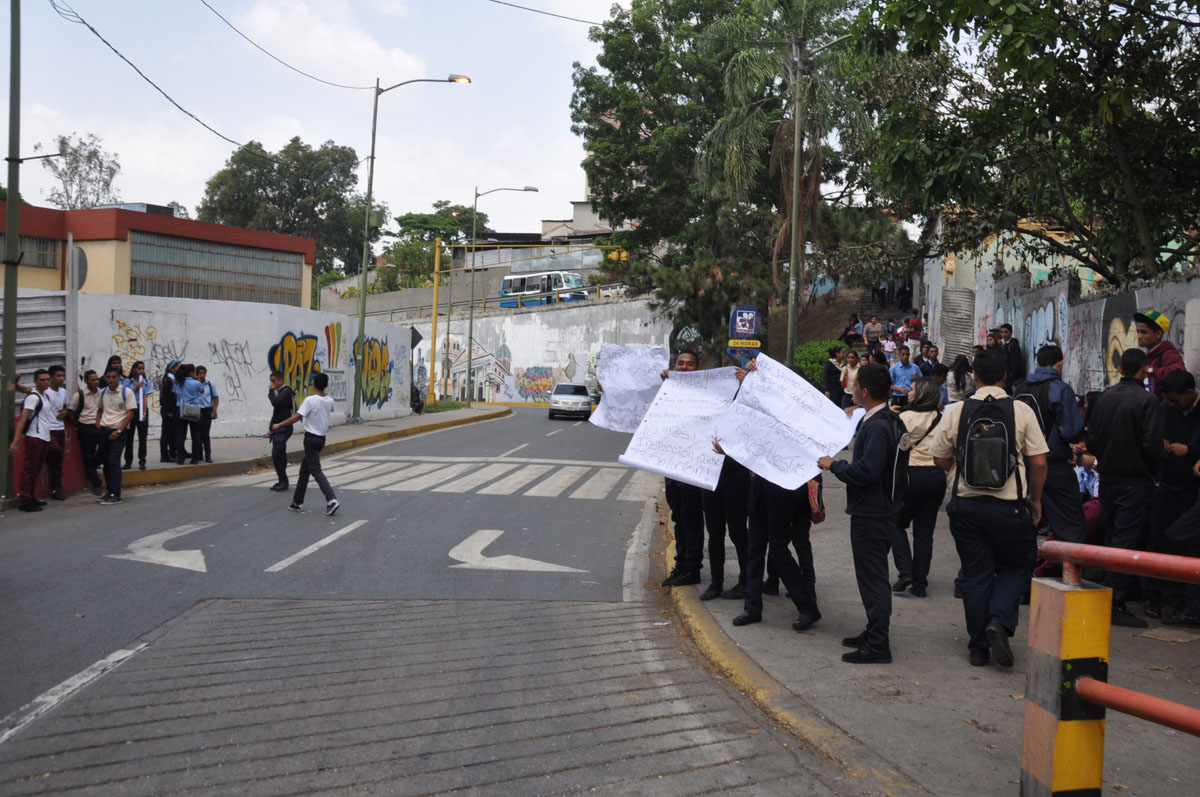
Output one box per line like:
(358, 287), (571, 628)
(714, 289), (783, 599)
(818, 363), (907, 664)
(96, 366), (138, 505)
(67, 369), (105, 496)
(195, 365), (219, 463)
(929, 350), (1048, 668)
(1013, 345), (1086, 544)
(890, 378), (947, 598)
(1086, 348), (1163, 628)
(9, 369), (54, 512)
(173, 364), (204, 466)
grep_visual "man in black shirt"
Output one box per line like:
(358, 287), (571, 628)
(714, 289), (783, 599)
(267, 370), (295, 492)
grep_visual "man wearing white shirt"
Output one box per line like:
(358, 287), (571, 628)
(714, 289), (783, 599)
(68, 369), (105, 495)
(271, 371), (340, 516)
(97, 367), (138, 506)
(10, 370), (56, 511)
(42, 365), (69, 501)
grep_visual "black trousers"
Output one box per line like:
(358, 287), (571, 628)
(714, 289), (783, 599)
(124, 416), (148, 467)
(98, 427), (126, 498)
(271, 427), (292, 485)
(76, 424), (103, 488)
(294, 432), (335, 504)
(744, 477), (817, 619)
(665, 478), (704, 575)
(891, 466), (946, 589)
(701, 459), (750, 588)
(175, 417), (199, 464)
(160, 412), (176, 460)
(1164, 494), (1200, 615)
(851, 515), (893, 648)
(1041, 460), (1086, 543)
(1099, 482), (1154, 605)
(1146, 483), (1198, 604)
(196, 408), (213, 460)
(947, 497), (1035, 654)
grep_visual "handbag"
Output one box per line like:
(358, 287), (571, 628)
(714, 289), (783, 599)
(180, 402), (201, 422)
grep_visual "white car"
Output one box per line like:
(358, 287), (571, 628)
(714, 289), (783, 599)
(548, 383), (593, 420)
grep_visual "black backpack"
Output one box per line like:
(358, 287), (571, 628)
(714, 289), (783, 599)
(951, 395), (1022, 503)
(21, 393), (43, 437)
(1012, 379), (1052, 436)
(871, 410), (910, 507)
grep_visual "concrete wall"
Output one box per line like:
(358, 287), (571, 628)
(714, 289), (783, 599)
(409, 298), (672, 404)
(57, 291), (412, 438)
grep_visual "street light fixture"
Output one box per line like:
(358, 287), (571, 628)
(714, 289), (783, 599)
(465, 185), (538, 407)
(351, 73), (470, 422)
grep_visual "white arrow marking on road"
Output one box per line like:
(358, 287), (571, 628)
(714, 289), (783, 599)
(449, 529), (588, 572)
(106, 522), (216, 573)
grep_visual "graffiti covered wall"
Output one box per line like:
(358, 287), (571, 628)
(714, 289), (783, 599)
(411, 299), (672, 404)
(71, 291), (410, 438)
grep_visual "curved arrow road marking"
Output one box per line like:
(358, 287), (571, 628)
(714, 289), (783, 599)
(449, 529), (587, 572)
(106, 522), (216, 572)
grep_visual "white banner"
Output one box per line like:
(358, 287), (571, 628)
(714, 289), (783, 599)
(714, 353), (863, 489)
(589, 344), (669, 433)
(618, 367), (741, 490)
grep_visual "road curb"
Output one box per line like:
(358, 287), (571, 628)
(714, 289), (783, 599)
(120, 408), (511, 488)
(658, 497), (929, 797)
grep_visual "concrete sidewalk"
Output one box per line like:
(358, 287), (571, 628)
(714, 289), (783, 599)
(120, 407), (510, 488)
(667, 478), (1200, 796)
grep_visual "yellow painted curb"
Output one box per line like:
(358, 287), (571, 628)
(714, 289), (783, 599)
(121, 408), (511, 489)
(658, 498), (928, 796)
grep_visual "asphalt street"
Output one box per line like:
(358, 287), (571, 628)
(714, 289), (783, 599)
(0, 408), (854, 795)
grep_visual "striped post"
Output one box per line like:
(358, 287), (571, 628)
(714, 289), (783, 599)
(1021, 577), (1111, 796)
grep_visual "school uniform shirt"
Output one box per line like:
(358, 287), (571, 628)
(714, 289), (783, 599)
(197, 379), (219, 409)
(43, 386), (67, 432)
(126, 376), (153, 421)
(21, 391), (53, 441)
(175, 376), (204, 407)
(928, 385), (1049, 502)
(899, 410), (943, 468)
(98, 385), (138, 429)
(889, 361), (922, 397)
(298, 395), (336, 436)
(68, 387), (103, 426)
(829, 403), (896, 518)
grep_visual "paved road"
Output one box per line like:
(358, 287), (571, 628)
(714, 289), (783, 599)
(0, 409), (854, 794)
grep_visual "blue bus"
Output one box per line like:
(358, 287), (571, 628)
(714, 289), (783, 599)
(498, 271), (589, 308)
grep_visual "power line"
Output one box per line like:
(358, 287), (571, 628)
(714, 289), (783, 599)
(199, 0), (374, 91)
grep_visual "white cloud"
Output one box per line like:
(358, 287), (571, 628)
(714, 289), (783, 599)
(376, 0), (409, 18)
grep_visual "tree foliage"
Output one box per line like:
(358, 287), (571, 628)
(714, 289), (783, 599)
(197, 137), (386, 274)
(35, 133), (121, 209)
(394, 200), (490, 244)
(860, 0), (1200, 283)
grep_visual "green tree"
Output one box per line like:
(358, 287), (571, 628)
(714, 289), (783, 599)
(197, 137), (387, 274)
(861, 0), (1200, 283)
(35, 133), (121, 209)
(394, 200), (490, 243)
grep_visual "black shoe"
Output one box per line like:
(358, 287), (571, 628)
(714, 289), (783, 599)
(673, 570), (701, 586)
(100, 495), (123, 505)
(139, 463), (146, 471)
(661, 569), (684, 587)
(954, 583), (965, 599)
(18, 503), (43, 512)
(720, 584), (747, 600)
(699, 584), (723, 601)
(761, 579), (780, 596)
(176, 459), (186, 465)
(49, 491), (65, 501)
(731, 612), (762, 626)
(985, 620), (1015, 668)
(270, 483), (289, 492)
(892, 575), (913, 593)
(97, 493), (112, 503)
(1163, 610), (1200, 628)
(1112, 604), (1149, 628)
(969, 650), (990, 667)
(842, 644), (892, 664)
(1144, 599), (1162, 619)
(908, 585), (928, 598)
(842, 630), (869, 648)
(90, 485), (104, 496)
(160, 457), (172, 463)
(205, 458), (213, 463)
(288, 502), (304, 512)
(122, 464), (131, 471)
(792, 611), (821, 632)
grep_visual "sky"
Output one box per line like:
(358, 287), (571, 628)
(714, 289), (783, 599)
(2, 0), (628, 238)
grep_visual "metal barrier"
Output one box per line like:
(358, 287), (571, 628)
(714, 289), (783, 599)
(1022, 541), (1200, 795)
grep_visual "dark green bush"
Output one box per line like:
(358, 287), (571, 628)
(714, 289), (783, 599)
(792, 339), (844, 390)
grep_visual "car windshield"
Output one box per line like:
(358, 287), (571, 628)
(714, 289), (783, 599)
(553, 384), (589, 396)
(564, 273), (585, 288)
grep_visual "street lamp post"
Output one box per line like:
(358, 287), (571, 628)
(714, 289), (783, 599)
(466, 185), (537, 408)
(351, 73), (469, 422)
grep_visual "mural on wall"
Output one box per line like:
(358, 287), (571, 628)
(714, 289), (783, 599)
(427, 334), (594, 404)
(352, 336), (394, 409)
(206, 339), (255, 402)
(268, 331), (323, 400)
(325, 322), (344, 369)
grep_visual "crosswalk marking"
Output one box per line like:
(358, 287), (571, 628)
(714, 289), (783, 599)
(431, 463), (520, 494)
(382, 463), (474, 492)
(570, 468), (626, 500)
(351, 462), (444, 491)
(524, 466), (589, 498)
(478, 464), (552, 495)
(617, 469), (661, 502)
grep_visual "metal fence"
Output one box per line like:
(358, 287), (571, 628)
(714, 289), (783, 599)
(129, 231), (304, 306)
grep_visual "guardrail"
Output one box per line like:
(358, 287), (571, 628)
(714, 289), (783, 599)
(358, 282), (632, 322)
(1021, 541), (1200, 795)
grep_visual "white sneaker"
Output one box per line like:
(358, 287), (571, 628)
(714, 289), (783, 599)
(325, 499), (340, 516)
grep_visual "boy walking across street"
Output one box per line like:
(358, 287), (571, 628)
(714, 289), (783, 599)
(97, 367), (138, 505)
(267, 370), (295, 492)
(818, 363), (906, 664)
(271, 371), (340, 515)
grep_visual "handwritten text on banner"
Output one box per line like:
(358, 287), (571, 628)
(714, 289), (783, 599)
(589, 344), (669, 433)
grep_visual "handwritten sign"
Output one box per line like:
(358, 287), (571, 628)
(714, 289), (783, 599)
(589, 344), (670, 433)
(714, 353), (863, 489)
(619, 367), (741, 489)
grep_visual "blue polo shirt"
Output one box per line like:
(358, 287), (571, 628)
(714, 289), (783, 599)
(197, 379), (219, 409)
(889, 361), (923, 397)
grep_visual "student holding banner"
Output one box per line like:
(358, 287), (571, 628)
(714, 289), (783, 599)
(660, 350), (706, 587)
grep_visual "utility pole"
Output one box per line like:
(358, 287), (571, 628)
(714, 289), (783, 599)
(1, 0), (21, 506)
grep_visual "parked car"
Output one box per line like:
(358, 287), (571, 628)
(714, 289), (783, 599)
(548, 383), (593, 420)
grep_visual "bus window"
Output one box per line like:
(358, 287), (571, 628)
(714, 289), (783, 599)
(553, 274), (565, 290)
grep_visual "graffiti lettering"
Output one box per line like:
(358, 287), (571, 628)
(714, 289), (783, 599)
(325, 322), (344, 369)
(112, 319), (158, 364)
(517, 366), (553, 402)
(207, 339), (255, 402)
(354, 337), (393, 409)
(268, 332), (322, 399)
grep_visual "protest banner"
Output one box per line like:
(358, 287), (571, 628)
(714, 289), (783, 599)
(589, 344), (669, 433)
(618, 367), (741, 490)
(714, 353), (863, 489)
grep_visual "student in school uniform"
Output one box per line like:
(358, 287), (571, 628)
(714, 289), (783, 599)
(173, 364), (204, 465)
(195, 365), (220, 463)
(123, 360), (152, 471)
(42, 365), (69, 501)
(267, 370), (296, 492)
(272, 371), (340, 516)
(68, 369), (106, 495)
(97, 367), (138, 505)
(10, 369), (55, 512)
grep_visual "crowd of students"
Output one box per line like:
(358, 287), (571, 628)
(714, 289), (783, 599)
(662, 306), (1200, 670)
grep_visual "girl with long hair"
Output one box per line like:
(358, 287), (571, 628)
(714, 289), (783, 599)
(890, 378), (948, 597)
